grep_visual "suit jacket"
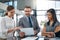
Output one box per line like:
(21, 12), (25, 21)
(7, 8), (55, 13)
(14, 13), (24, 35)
(18, 15), (40, 33)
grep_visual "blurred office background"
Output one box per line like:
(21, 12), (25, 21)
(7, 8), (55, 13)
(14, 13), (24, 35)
(0, 0), (60, 31)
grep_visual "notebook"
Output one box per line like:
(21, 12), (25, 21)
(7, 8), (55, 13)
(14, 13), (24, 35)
(20, 28), (34, 36)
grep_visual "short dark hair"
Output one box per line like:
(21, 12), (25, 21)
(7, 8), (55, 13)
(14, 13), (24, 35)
(25, 6), (31, 9)
(5, 5), (14, 16)
(7, 5), (14, 11)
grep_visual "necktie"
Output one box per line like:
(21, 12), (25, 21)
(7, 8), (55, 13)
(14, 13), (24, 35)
(28, 16), (32, 27)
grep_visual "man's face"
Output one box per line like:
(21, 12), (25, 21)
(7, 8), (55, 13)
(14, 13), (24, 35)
(24, 8), (32, 16)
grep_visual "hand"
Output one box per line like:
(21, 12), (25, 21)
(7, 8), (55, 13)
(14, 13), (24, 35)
(19, 32), (25, 38)
(50, 32), (54, 35)
(14, 27), (20, 31)
(34, 30), (37, 35)
(7, 27), (20, 33)
(47, 32), (54, 38)
(49, 32), (54, 37)
(47, 35), (52, 38)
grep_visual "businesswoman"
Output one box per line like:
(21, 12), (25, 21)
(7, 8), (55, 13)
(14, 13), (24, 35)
(42, 9), (60, 38)
(0, 6), (20, 40)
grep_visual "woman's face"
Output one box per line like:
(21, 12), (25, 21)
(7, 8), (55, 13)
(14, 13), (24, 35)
(47, 12), (53, 20)
(8, 9), (15, 17)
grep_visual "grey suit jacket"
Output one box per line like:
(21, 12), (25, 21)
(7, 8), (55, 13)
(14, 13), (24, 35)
(18, 15), (40, 33)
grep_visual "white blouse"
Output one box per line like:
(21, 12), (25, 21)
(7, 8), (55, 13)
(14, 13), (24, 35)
(0, 16), (15, 39)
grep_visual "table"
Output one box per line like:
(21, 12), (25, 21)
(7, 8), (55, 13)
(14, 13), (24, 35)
(15, 36), (37, 40)
(39, 37), (60, 40)
(21, 37), (60, 40)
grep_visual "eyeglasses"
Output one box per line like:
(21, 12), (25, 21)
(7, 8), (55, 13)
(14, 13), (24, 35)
(25, 11), (31, 12)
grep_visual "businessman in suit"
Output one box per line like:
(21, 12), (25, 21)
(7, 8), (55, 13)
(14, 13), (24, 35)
(18, 6), (40, 38)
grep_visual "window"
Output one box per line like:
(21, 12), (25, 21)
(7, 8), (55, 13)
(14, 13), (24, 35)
(36, 0), (60, 30)
(9, 1), (12, 5)
(56, 1), (60, 9)
(56, 11), (60, 22)
(36, 1), (48, 10)
(14, 1), (17, 9)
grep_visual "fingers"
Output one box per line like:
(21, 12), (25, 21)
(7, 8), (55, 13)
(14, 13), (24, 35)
(19, 32), (25, 38)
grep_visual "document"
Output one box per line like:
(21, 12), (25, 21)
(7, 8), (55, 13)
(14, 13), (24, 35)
(21, 37), (38, 40)
(20, 28), (34, 36)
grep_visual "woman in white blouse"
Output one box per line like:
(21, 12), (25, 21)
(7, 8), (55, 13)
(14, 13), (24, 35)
(0, 6), (20, 40)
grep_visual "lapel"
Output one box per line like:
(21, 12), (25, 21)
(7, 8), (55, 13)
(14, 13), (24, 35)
(23, 16), (30, 25)
(23, 15), (35, 27)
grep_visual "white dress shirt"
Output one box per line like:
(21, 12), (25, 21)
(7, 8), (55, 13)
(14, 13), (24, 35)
(0, 16), (15, 39)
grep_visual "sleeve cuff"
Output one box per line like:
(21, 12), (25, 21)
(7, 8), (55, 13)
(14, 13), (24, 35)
(2, 29), (8, 35)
